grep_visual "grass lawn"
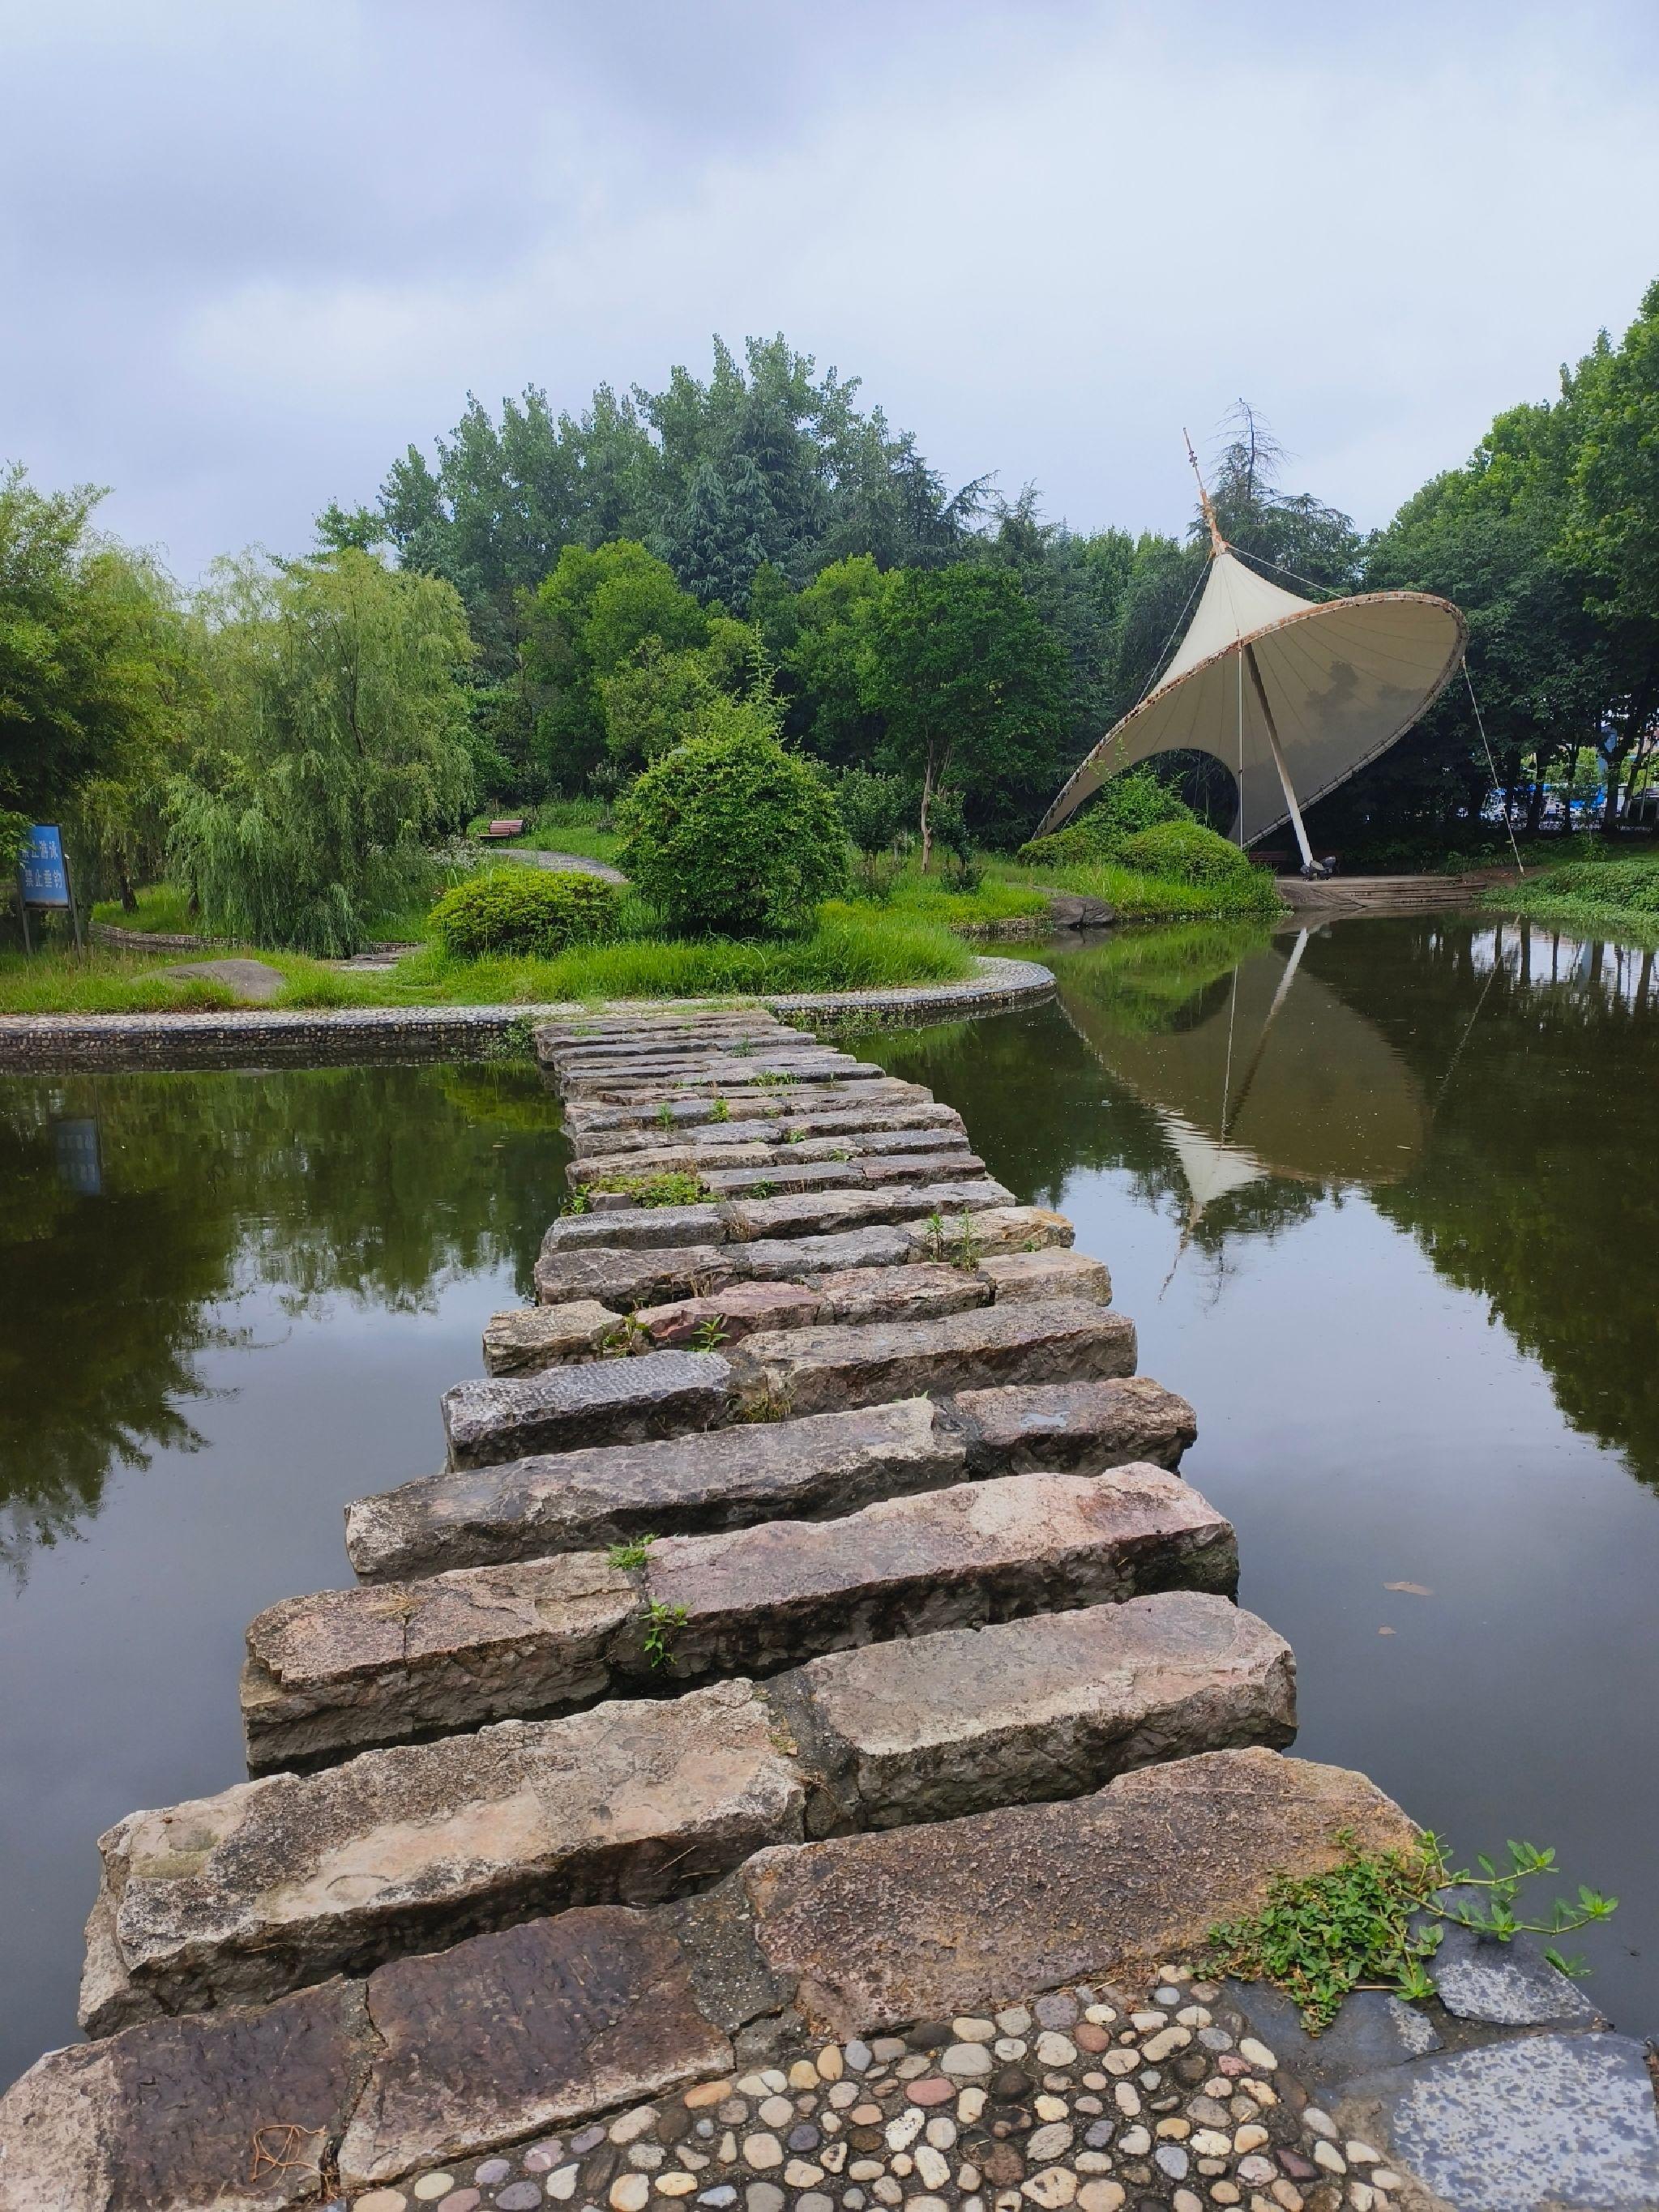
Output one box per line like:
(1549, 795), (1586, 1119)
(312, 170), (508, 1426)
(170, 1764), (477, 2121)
(468, 801), (625, 869)
(987, 854), (1286, 923)
(1480, 847), (1659, 945)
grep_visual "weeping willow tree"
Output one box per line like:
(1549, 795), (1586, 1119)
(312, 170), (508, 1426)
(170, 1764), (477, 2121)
(170, 550), (476, 954)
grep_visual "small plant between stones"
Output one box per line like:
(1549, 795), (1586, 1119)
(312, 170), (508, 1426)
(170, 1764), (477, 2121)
(654, 1100), (676, 1129)
(642, 1599), (688, 1671)
(690, 1315), (729, 1350)
(583, 1169), (708, 1208)
(599, 1313), (652, 1358)
(733, 1381), (795, 1424)
(926, 1209), (982, 1270)
(1201, 1829), (1618, 2031)
(709, 1097), (730, 1121)
(605, 1533), (656, 1570)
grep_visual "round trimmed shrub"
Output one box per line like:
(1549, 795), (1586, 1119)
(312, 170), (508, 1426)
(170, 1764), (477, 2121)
(1117, 818), (1256, 887)
(618, 727), (848, 937)
(429, 868), (622, 958)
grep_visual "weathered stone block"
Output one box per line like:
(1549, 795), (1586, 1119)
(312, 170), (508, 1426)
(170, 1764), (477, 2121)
(0, 1979), (374, 2212)
(725, 1296), (1136, 1418)
(443, 1348), (731, 1467)
(725, 1177), (1015, 1241)
(644, 1464), (1236, 1680)
(952, 1376), (1196, 1473)
(694, 1149), (984, 1198)
(896, 1202), (1074, 1258)
(542, 1202), (729, 1251)
(562, 1076), (932, 1134)
(84, 1681), (802, 2031)
(977, 1247), (1112, 1305)
(340, 1907), (731, 2189)
(634, 1279), (824, 1346)
(785, 1592), (1296, 1829)
(242, 1550), (639, 1770)
(533, 1241), (740, 1309)
(739, 1746), (1417, 2032)
(808, 1262), (990, 1326)
(345, 1398), (967, 1581)
(481, 1299), (622, 1375)
(558, 1054), (876, 1100)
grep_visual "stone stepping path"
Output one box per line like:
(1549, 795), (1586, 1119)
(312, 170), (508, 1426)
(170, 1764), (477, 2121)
(22, 1005), (1629, 2210)
(345, 1377), (1194, 1582)
(242, 1466), (1238, 1770)
(88, 1601), (1294, 2034)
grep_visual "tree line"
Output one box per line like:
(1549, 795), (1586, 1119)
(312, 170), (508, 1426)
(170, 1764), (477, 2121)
(4, 285), (1658, 944)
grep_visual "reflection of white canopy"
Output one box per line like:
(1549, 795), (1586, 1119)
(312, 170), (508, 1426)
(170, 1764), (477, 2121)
(1037, 547), (1467, 853)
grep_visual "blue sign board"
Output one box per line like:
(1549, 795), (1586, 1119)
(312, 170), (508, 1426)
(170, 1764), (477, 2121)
(20, 824), (71, 908)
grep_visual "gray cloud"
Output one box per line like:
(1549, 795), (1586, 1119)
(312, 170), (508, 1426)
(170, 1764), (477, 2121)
(3, 0), (1657, 578)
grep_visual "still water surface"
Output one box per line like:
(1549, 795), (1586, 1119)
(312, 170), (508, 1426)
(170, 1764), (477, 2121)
(2, 912), (1657, 2088)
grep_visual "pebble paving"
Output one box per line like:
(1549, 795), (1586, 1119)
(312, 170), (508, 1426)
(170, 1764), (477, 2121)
(343, 1969), (1401, 2212)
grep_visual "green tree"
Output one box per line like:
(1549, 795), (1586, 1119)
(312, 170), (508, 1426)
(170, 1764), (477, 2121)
(169, 550), (476, 954)
(864, 565), (1070, 862)
(0, 467), (193, 871)
(521, 540), (708, 788)
(1564, 279), (1659, 827)
(785, 554), (890, 767)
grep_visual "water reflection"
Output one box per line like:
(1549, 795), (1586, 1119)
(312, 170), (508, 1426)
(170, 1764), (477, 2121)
(0, 1064), (568, 1577)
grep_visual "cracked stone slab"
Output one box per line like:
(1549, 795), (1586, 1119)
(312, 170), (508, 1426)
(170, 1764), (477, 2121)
(84, 1681), (802, 2032)
(0, 1979), (374, 2212)
(442, 1347), (731, 1467)
(254, 1463), (1235, 1762)
(952, 1375), (1195, 1473)
(339, 1907), (732, 2190)
(345, 1397), (966, 1582)
(481, 1299), (622, 1375)
(1338, 2032), (1659, 2212)
(562, 1076), (935, 1134)
(781, 1591), (1296, 1830)
(725, 1296), (1136, 1417)
(740, 1745), (1417, 2033)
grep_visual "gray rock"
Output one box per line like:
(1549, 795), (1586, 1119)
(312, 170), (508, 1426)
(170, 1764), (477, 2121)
(563, 1077), (933, 1134)
(724, 1177), (1015, 1243)
(788, 1594), (1294, 1829)
(695, 1151), (984, 1198)
(482, 1301), (623, 1376)
(532, 1243), (744, 1311)
(953, 1377), (1196, 1475)
(643, 1465), (1237, 1682)
(543, 1203), (730, 1253)
(242, 1549), (639, 1768)
(1426, 1914), (1601, 2027)
(1340, 2033), (1659, 2212)
(726, 1298), (1135, 1419)
(157, 956), (288, 1001)
(976, 1249), (1112, 1305)
(0, 1978), (373, 2212)
(84, 1681), (802, 2031)
(738, 1747), (1417, 2034)
(633, 1281), (824, 1347)
(1220, 1979), (1440, 2091)
(442, 1350), (732, 1467)
(806, 1262), (990, 1326)
(340, 1907), (732, 2190)
(345, 1399), (967, 1582)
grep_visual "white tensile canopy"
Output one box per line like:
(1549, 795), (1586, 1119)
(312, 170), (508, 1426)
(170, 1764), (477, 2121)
(1036, 542), (1468, 860)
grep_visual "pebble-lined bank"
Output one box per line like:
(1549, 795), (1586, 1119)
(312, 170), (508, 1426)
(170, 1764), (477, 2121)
(342, 1971), (1397, 2212)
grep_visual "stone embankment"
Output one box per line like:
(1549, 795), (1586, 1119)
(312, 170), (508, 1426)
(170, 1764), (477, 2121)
(3, 1006), (1655, 2212)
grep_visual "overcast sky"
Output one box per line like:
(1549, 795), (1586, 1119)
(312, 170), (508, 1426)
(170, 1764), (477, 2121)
(5, 0), (1658, 580)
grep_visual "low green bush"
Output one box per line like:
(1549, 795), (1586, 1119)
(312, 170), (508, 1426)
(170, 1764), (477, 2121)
(1018, 767), (1193, 867)
(428, 868), (622, 958)
(618, 725), (847, 937)
(1116, 818), (1256, 888)
(1524, 858), (1659, 913)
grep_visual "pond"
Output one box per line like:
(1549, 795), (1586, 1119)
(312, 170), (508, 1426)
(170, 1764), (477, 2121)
(2, 910), (1657, 2090)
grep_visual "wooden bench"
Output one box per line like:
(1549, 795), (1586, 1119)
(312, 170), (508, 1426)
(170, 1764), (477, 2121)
(481, 818), (526, 840)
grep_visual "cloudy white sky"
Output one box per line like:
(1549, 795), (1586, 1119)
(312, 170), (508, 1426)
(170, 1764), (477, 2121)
(5, 0), (1657, 579)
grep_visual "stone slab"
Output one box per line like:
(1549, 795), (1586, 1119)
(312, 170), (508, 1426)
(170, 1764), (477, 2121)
(346, 1397), (965, 1582)
(738, 1744), (1418, 2033)
(690, 1148), (984, 1198)
(632, 1279), (825, 1347)
(723, 1176), (1015, 1241)
(1221, 1977), (1444, 2091)
(85, 1681), (802, 2031)
(542, 1201), (730, 1251)
(567, 1121), (971, 1181)
(532, 1240), (744, 1309)
(953, 1375), (1196, 1473)
(242, 1549), (640, 1768)
(567, 1099), (964, 1162)
(481, 1299), (622, 1375)
(643, 1464), (1237, 1681)
(0, 1979), (374, 2212)
(340, 1907), (731, 2189)
(977, 1247), (1112, 1305)
(782, 1591), (1296, 1830)
(725, 1296), (1136, 1418)
(557, 1056), (879, 1100)
(255, 1463), (1235, 1761)
(808, 1261), (990, 1326)
(562, 1076), (934, 1134)
(1337, 2033), (1659, 2212)
(1426, 1911), (1601, 2026)
(443, 1348), (731, 1467)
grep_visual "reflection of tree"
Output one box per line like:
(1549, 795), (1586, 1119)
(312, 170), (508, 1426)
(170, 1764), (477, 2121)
(1302, 917), (1659, 1492)
(0, 1063), (568, 1575)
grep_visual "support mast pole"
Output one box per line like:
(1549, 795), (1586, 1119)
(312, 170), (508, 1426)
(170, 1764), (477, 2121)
(1244, 642), (1315, 871)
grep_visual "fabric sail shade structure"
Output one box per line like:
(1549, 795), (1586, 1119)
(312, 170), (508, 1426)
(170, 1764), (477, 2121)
(1036, 544), (1468, 855)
